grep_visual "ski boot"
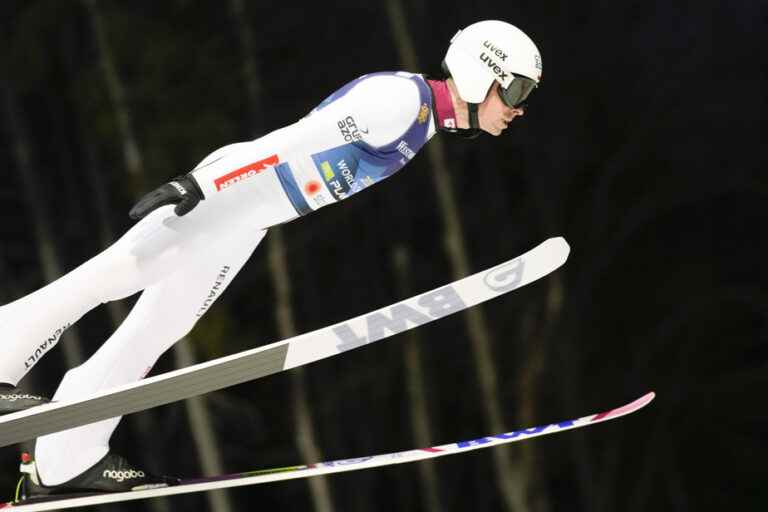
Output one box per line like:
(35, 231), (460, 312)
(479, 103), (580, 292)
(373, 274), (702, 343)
(0, 383), (49, 415)
(14, 452), (180, 503)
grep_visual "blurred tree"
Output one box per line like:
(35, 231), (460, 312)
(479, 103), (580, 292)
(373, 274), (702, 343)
(228, 1), (335, 511)
(79, 3), (232, 510)
(56, 19), (170, 512)
(0, 254), (42, 474)
(82, 0), (143, 187)
(385, 1), (546, 509)
(392, 246), (444, 511)
(2, 81), (85, 372)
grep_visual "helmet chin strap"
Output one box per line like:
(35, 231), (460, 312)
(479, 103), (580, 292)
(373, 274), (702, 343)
(468, 103), (480, 130)
(452, 103), (482, 139)
(443, 100), (482, 139)
(438, 103), (482, 139)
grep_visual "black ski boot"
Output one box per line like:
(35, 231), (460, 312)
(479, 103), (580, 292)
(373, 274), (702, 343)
(0, 383), (49, 415)
(15, 452), (180, 503)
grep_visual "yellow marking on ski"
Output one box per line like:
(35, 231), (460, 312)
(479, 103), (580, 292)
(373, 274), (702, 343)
(11, 474), (24, 505)
(244, 465), (307, 477)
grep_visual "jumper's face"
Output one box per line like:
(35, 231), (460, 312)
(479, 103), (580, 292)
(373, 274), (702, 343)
(478, 82), (525, 136)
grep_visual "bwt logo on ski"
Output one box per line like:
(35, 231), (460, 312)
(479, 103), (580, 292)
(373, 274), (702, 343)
(483, 257), (525, 293)
(102, 469), (145, 482)
(214, 154), (279, 191)
(479, 40), (509, 82)
(332, 285), (467, 352)
(25, 323), (71, 370)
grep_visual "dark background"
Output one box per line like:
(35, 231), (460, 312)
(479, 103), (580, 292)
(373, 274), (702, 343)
(1, 1), (765, 511)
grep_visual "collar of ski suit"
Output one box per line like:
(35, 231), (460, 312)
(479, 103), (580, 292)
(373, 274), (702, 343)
(427, 79), (458, 130)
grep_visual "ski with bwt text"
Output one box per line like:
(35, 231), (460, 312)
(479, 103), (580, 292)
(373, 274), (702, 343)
(0, 237), (571, 447)
(1, 392), (655, 510)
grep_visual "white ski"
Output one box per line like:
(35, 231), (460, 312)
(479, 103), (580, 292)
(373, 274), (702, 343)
(0, 237), (570, 447)
(0, 391), (654, 511)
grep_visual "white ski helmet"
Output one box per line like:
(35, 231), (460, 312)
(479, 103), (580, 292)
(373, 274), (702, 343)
(443, 20), (542, 107)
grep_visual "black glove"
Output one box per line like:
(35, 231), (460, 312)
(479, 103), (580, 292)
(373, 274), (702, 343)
(129, 174), (205, 220)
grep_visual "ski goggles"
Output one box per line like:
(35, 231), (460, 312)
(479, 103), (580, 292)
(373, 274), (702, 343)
(499, 75), (537, 109)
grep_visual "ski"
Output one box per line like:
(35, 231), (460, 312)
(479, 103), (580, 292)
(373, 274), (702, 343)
(1, 391), (654, 511)
(0, 237), (569, 447)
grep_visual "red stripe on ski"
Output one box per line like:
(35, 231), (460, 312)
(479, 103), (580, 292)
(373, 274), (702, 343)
(592, 392), (655, 421)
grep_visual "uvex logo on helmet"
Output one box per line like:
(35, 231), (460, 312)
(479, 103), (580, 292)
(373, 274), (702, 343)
(483, 40), (508, 61)
(479, 40), (510, 83)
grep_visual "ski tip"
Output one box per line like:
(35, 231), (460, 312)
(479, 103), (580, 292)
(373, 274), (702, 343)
(619, 391), (656, 414)
(547, 236), (570, 252)
(591, 391), (656, 423)
(623, 391), (656, 411)
(541, 237), (570, 264)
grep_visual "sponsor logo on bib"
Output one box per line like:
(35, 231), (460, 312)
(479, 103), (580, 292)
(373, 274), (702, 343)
(214, 154), (279, 191)
(337, 116), (367, 142)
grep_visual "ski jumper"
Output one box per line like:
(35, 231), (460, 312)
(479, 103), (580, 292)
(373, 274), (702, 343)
(0, 72), (438, 485)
